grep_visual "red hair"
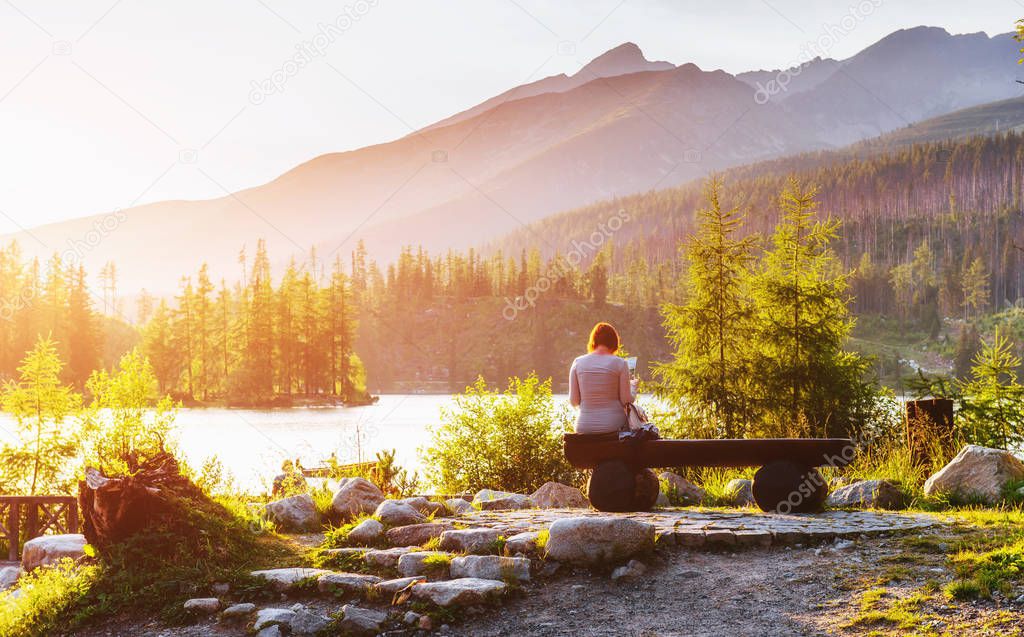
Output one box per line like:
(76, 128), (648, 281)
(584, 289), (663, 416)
(588, 322), (620, 353)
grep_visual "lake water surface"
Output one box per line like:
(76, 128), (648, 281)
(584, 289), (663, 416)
(0, 394), (574, 494)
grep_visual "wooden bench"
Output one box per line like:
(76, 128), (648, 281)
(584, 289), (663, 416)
(0, 496), (79, 560)
(564, 433), (854, 513)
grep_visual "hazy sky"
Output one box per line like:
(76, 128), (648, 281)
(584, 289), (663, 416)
(0, 0), (1018, 234)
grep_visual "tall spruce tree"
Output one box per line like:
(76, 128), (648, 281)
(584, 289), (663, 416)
(749, 179), (873, 437)
(653, 178), (757, 438)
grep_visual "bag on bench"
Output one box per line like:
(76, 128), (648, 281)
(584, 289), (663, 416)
(620, 403), (660, 442)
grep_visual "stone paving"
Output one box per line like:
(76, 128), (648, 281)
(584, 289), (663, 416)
(460, 507), (940, 549)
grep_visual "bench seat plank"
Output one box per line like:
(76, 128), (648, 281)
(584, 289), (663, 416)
(564, 435), (854, 470)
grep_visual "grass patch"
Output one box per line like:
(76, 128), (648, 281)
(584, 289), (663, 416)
(946, 538), (1024, 600)
(421, 553), (453, 573)
(692, 467), (755, 507)
(844, 588), (935, 632)
(943, 578), (983, 601)
(0, 560), (100, 637)
(322, 513), (380, 548)
(535, 529), (549, 553)
(310, 484), (342, 527)
(308, 547), (370, 572)
(488, 536), (507, 555)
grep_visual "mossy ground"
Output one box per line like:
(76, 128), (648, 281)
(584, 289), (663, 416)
(832, 508), (1024, 636)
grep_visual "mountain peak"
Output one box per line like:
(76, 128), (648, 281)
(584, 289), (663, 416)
(575, 42), (674, 80)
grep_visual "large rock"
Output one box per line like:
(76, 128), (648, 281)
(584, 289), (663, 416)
(397, 496), (448, 517)
(530, 482), (590, 508)
(183, 598), (220, 614)
(0, 566), (20, 591)
(472, 489), (533, 511)
(21, 534), (87, 572)
(263, 494), (320, 532)
(250, 568), (333, 592)
(397, 551), (451, 577)
(289, 609), (332, 635)
(545, 517), (656, 565)
(316, 572), (382, 595)
(375, 499), (426, 527)
(346, 518), (385, 545)
(385, 522), (452, 547)
(254, 608), (295, 631)
(658, 472), (705, 505)
(339, 604), (387, 635)
(449, 555), (530, 583)
(503, 531), (540, 557)
(439, 528), (502, 554)
(924, 445), (1024, 504)
(411, 577), (507, 607)
(446, 498), (473, 515)
(364, 547), (417, 569)
(827, 479), (908, 510)
(331, 478), (385, 519)
(220, 603), (256, 622)
(725, 479), (755, 506)
(376, 576), (426, 596)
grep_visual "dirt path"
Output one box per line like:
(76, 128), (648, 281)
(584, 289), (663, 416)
(450, 535), (1023, 637)
(449, 544), (834, 637)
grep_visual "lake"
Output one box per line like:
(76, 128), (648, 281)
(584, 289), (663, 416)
(0, 394), (573, 494)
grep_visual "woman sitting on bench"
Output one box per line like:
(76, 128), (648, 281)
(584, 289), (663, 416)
(569, 322), (637, 434)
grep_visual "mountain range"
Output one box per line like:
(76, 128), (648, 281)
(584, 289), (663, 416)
(7, 26), (1023, 294)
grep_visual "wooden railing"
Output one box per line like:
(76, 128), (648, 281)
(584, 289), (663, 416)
(0, 496), (79, 561)
(301, 461), (375, 478)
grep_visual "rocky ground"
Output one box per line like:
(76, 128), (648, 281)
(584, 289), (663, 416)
(63, 500), (1024, 637)
(71, 528), (1024, 637)
(22, 445), (1024, 636)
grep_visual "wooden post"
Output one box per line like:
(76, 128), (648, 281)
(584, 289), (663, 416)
(7, 501), (18, 562)
(68, 499), (79, 534)
(25, 502), (37, 542)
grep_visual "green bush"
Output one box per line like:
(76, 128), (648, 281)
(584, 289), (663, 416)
(0, 560), (99, 637)
(421, 374), (581, 494)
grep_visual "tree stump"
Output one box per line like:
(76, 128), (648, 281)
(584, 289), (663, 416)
(78, 451), (206, 551)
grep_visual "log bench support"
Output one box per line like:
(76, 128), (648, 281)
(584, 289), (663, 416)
(564, 435), (854, 513)
(0, 496), (79, 561)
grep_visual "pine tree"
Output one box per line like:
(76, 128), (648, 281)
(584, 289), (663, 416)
(653, 178), (757, 437)
(66, 265), (100, 388)
(0, 337), (82, 494)
(749, 179), (873, 437)
(953, 323), (982, 380)
(957, 328), (1024, 448)
(240, 240), (275, 399)
(173, 277), (196, 398)
(143, 300), (180, 394)
(136, 288), (155, 325)
(194, 264), (215, 400)
(961, 257), (990, 321)
(586, 248), (609, 308)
